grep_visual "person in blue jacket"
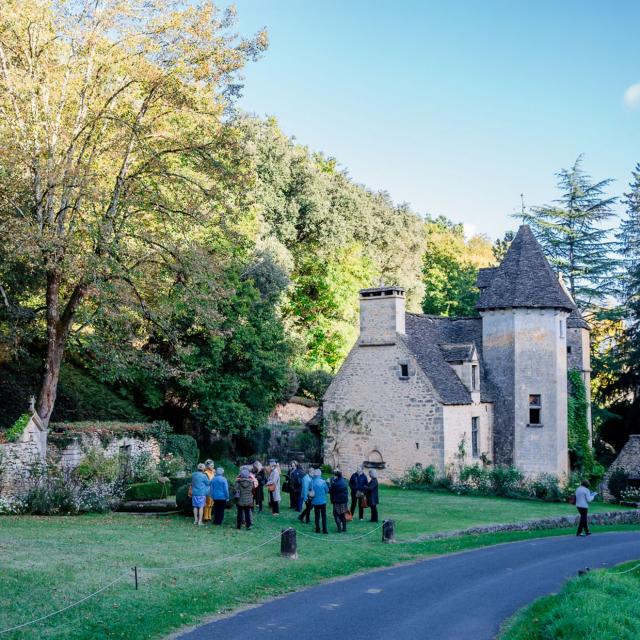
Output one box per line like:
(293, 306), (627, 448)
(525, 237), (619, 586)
(210, 467), (229, 526)
(298, 466), (314, 524)
(310, 468), (329, 534)
(191, 463), (211, 525)
(329, 469), (349, 533)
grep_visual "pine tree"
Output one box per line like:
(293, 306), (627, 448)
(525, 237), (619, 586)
(619, 164), (640, 401)
(520, 155), (617, 309)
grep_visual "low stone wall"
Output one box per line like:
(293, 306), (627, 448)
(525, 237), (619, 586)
(396, 509), (640, 543)
(0, 440), (42, 495)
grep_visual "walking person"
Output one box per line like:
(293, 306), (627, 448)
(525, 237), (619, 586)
(349, 466), (367, 520)
(210, 467), (229, 526)
(203, 459), (215, 523)
(575, 480), (597, 536)
(329, 469), (349, 533)
(298, 466), (314, 524)
(253, 461), (266, 512)
(365, 469), (380, 523)
(267, 459), (281, 515)
(234, 468), (255, 530)
(191, 463), (211, 526)
(311, 468), (329, 534)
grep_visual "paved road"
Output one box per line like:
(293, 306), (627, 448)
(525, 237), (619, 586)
(177, 531), (640, 640)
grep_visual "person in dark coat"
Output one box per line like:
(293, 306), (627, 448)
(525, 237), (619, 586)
(298, 466), (314, 524)
(253, 461), (266, 512)
(349, 466), (367, 520)
(234, 468), (255, 530)
(287, 460), (303, 511)
(329, 469), (349, 533)
(365, 469), (379, 523)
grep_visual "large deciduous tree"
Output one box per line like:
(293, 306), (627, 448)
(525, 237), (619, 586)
(0, 0), (267, 425)
(520, 156), (617, 309)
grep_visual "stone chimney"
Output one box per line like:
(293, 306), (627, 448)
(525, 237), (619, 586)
(359, 286), (405, 344)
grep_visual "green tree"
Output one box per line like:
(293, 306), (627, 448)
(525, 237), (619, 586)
(0, 0), (267, 425)
(520, 156), (617, 308)
(421, 217), (494, 316)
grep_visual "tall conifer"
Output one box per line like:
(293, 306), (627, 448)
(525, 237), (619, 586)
(520, 156), (617, 309)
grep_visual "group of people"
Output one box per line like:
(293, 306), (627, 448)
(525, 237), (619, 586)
(190, 459), (284, 529)
(190, 460), (380, 534)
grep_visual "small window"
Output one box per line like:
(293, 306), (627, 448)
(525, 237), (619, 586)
(415, 442), (419, 450)
(567, 346), (572, 354)
(529, 394), (542, 425)
(399, 363), (409, 378)
(559, 319), (565, 339)
(471, 364), (479, 391)
(471, 417), (479, 458)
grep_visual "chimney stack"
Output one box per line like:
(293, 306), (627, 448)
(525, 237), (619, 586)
(359, 286), (405, 344)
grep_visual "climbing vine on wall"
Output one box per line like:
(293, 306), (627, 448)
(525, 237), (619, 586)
(568, 368), (596, 475)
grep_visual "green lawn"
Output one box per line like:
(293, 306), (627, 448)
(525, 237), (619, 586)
(0, 488), (633, 640)
(500, 560), (640, 640)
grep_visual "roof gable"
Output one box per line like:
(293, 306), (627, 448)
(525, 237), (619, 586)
(476, 225), (575, 312)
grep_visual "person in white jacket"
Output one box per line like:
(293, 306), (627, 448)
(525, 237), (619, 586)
(575, 480), (597, 536)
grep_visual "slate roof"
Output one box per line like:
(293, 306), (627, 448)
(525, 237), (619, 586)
(476, 225), (575, 312)
(567, 307), (589, 330)
(439, 343), (476, 362)
(403, 313), (497, 405)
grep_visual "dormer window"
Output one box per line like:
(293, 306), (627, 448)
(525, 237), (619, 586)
(471, 364), (479, 391)
(399, 363), (409, 379)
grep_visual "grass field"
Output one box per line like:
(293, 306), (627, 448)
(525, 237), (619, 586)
(500, 559), (640, 639)
(0, 487), (633, 640)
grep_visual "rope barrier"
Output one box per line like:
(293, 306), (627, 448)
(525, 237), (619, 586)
(140, 528), (292, 573)
(609, 562), (640, 575)
(296, 522), (385, 542)
(0, 574), (127, 636)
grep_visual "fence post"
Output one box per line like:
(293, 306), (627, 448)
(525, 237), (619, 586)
(382, 519), (395, 543)
(133, 566), (138, 590)
(281, 528), (298, 559)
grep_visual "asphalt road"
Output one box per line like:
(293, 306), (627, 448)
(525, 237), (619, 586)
(177, 531), (640, 640)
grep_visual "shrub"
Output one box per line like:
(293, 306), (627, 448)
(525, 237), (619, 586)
(490, 465), (525, 497)
(129, 451), (159, 483)
(176, 483), (192, 514)
(0, 495), (27, 515)
(125, 482), (165, 501)
(620, 487), (640, 503)
(296, 368), (333, 401)
(24, 478), (79, 515)
(320, 464), (333, 475)
(608, 468), (629, 500)
(530, 473), (563, 502)
(169, 476), (190, 494)
(74, 448), (121, 482)
(158, 453), (186, 478)
(5, 413), (30, 443)
(77, 480), (125, 513)
(402, 463), (438, 486)
(459, 465), (492, 493)
(165, 434), (199, 471)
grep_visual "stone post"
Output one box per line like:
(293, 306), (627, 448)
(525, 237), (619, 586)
(280, 528), (297, 559)
(382, 519), (395, 543)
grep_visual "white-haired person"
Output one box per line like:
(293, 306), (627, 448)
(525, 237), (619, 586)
(266, 459), (281, 515)
(310, 468), (329, 534)
(210, 467), (229, 526)
(191, 463), (211, 525)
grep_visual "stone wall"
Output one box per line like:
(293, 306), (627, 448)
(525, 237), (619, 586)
(481, 308), (569, 477)
(442, 403), (493, 469)
(323, 340), (445, 482)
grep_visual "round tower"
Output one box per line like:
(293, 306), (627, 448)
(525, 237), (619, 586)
(476, 225), (575, 477)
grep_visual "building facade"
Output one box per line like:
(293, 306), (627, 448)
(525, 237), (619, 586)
(323, 225), (590, 481)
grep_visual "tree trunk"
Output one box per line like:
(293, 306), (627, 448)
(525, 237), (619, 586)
(36, 272), (87, 427)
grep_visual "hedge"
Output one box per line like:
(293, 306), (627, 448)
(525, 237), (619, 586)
(176, 484), (192, 515)
(124, 482), (166, 501)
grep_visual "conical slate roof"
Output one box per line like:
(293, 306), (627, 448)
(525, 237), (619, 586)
(476, 225), (575, 311)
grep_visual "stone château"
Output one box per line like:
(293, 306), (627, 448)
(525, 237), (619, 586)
(323, 225), (591, 481)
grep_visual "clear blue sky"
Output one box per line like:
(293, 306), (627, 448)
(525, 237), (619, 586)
(226, 1), (640, 240)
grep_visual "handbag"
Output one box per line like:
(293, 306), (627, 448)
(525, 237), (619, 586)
(355, 490), (364, 499)
(361, 495), (369, 509)
(344, 510), (353, 522)
(308, 489), (315, 498)
(567, 495), (576, 505)
(188, 484), (193, 498)
(267, 483), (276, 492)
